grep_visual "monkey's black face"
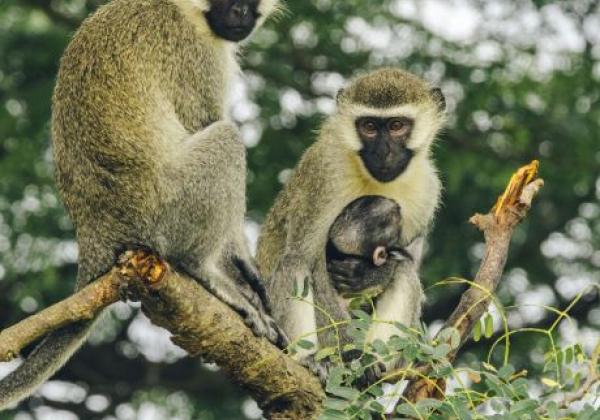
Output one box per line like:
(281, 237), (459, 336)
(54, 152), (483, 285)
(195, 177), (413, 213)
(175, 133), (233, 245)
(205, 0), (260, 42)
(356, 116), (415, 183)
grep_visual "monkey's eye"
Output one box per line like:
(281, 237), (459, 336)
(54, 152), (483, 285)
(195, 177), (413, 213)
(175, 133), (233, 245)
(388, 118), (412, 137)
(360, 120), (378, 138)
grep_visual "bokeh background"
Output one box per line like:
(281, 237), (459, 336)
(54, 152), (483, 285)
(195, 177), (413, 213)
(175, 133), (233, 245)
(0, 0), (598, 418)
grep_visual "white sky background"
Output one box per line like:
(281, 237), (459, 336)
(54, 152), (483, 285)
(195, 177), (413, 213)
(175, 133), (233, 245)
(1, 0), (599, 418)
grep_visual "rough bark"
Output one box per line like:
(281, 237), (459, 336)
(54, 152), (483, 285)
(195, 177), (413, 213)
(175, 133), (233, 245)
(0, 251), (324, 419)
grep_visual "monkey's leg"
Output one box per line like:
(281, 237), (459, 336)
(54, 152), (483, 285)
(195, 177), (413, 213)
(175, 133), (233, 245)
(359, 262), (424, 386)
(266, 255), (318, 358)
(306, 257), (355, 382)
(164, 121), (280, 344)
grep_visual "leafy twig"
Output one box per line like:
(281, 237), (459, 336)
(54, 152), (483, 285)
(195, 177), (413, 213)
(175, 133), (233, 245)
(403, 161), (544, 402)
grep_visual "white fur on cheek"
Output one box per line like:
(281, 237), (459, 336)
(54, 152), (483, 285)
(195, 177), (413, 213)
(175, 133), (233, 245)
(406, 106), (441, 150)
(179, 0), (210, 12)
(337, 114), (362, 151)
(258, 0), (280, 19)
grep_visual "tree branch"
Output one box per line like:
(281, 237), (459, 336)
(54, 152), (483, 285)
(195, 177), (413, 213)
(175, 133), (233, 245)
(403, 160), (544, 402)
(0, 251), (324, 419)
(0, 160), (545, 416)
(0, 272), (120, 362)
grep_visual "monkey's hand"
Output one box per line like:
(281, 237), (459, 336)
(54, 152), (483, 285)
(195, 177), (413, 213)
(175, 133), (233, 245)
(327, 257), (403, 296)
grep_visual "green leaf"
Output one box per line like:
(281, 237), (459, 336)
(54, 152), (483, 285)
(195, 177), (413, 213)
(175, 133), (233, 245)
(368, 401), (385, 413)
(393, 322), (411, 334)
(371, 339), (388, 356)
(498, 364), (515, 381)
(323, 398), (351, 411)
(315, 347), (337, 362)
(473, 320), (482, 342)
(433, 343), (452, 359)
(351, 309), (371, 321)
(416, 398), (443, 412)
(342, 344), (358, 353)
(484, 314), (494, 339)
(545, 401), (559, 420)
(367, 386), (384, 398)
(396, 403), (419, 417)
(318, 410), (348, 420)
(574, 371), (582, 389)
(327, 386), (360, 401)
(296, 339), (315, 350)
(565, 346), (574, 364)
(509, 399), (538, 416)
(301, 276), (311, 298)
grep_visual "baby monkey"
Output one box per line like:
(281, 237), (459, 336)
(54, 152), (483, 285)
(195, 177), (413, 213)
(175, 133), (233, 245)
(327, 195), (413, 304)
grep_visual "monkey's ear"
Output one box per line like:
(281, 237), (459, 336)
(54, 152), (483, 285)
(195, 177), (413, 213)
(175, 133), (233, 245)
(431, 88), (446, 112)
(336, 88), (346, 104)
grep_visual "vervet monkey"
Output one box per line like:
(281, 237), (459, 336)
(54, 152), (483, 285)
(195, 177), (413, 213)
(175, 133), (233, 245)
(327, 195), (413, 303)
(257, 68), (445, 374)
(0, 0), (281, 409)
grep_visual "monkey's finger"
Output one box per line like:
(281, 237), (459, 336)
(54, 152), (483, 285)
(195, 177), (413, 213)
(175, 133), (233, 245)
(327, 259), (363, 277)
(268, 319), (289, 349)
(388, 248), (413, 262)
(243, 311), (267, 337)
(300, 358), (329, 384)
(239, 286), (264, 311)
(234, 257), (271, 311)
(330, 275), (367, 294)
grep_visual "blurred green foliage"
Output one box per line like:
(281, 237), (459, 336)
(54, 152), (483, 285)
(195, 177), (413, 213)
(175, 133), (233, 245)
(0, 0), (598, 418)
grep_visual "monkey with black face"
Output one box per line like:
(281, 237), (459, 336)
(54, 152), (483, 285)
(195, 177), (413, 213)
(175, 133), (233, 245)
(257, 68), (445, 376)
(0, 0), (281, 409)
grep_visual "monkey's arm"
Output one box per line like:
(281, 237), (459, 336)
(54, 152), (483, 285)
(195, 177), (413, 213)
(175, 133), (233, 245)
(259, 146), (366, 358)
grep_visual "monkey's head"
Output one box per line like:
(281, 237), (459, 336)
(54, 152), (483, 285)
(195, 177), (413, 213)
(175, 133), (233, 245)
(333, 68), (446, 183)
(192, 0), (280, 42)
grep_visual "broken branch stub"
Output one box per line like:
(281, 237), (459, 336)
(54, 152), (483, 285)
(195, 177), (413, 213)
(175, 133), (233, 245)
(404, 160), (544, 403)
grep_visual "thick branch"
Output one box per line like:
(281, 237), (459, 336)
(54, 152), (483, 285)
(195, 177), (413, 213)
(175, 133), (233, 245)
(131, 261), (324, 419)
(403, 161), (544, 402)
(0, 251), (324, 419)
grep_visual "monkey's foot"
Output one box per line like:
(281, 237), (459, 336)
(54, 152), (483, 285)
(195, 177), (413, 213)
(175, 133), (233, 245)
(117, 249), (168, 301)
(299, 358), (330, 385)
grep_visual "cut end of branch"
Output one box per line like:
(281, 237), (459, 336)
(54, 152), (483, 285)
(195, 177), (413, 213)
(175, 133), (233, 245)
(493, 160), (539, 216)
(117, 249), (168, 286)
(471, 160), (544, 230)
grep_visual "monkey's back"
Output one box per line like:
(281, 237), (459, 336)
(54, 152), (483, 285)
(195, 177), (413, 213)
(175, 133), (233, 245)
(51, 0), (233, 283)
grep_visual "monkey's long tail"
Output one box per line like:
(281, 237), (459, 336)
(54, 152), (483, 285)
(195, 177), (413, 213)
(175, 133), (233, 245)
(0, 320), (93, 410)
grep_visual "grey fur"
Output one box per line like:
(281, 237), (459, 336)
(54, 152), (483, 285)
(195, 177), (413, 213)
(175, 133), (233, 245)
(327, 196), (404, 297)
(256, 68), (444, 378)
(0, 0), (279, 409)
